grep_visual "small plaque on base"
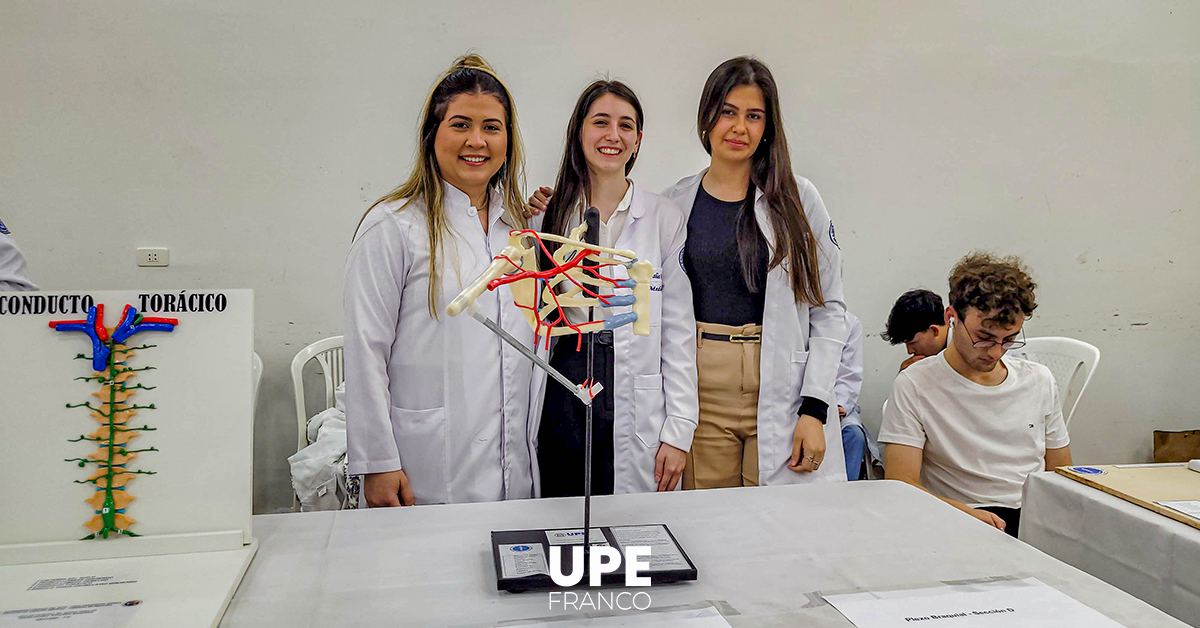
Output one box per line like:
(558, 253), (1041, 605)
(491, 524), (697, 593)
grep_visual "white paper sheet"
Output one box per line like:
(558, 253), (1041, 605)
(609, 525), (688, 572)
(823, 578), (1125, 628)
(488, 605), (731, 627)
(0, 599), (141, 627)
(498, 544), (548, 579)
(1156, 500), (1200, 520)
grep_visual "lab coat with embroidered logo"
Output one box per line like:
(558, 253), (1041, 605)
(663, 171), (847, 485)
(530, 187), (699, 494)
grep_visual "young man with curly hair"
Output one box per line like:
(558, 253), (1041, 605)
(879, 252), (1071, 537)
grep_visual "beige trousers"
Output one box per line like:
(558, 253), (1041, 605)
(682, 322), (763, 489)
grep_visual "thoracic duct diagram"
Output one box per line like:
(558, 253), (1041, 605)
(50, 304), (177, 540)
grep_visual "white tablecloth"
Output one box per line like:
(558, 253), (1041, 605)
(221, 481), (1186, 627)
(1022, 471), (1200, 626)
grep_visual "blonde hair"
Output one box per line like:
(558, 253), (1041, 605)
(358, 53), (527, 317)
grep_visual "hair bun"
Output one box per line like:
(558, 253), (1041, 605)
(452, 53), (498, 77)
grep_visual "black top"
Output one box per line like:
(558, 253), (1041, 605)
(683, 185), (768, 326)
(684, 183), (830, 424)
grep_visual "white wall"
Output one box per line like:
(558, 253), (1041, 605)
(3, 1), (1196, 513)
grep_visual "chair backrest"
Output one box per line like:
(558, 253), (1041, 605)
(1020, 336), (1100, 428)
(291, 336), (345, 453)
(251, 351), (264, 414)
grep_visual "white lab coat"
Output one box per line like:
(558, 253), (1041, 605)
(835, 311), (864, 416)
(343, 183), (538, 505)
(530, 187), (699, 494)
(0, 222), (37, 291)
(663, 171), (847, 485)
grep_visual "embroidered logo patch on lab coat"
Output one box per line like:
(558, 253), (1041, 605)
(828, 222), (839, 249)
(0, 218), (9, 235)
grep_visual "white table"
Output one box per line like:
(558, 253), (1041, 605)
(1022, 471), (1200, 626)
(220, 481), (1187, 627)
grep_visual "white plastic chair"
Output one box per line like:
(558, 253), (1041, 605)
(1020, 337), (1100, 427)
(251, 351), (263, 413)
(291, 336), (345, 453)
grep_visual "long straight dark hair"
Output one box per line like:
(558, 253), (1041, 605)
(542, 80), (644, 249)
(698, 57), (824, 306)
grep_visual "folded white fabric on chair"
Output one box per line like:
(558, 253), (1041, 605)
(290, 383), (349, 511)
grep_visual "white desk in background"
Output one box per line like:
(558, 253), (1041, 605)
(1022, 470), (1200, 626)
(220, 481), (1187, 627)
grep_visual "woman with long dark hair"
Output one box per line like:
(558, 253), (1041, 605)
(536, 80), (698, 496)
(344, 54), (539, 507)
(662, 56), (846, 488)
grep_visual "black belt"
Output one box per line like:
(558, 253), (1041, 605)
(700, 332), (761, 343)
(559, 330), (614, 347)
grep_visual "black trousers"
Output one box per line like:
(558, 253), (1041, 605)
(538, 331), (615, 498)
(978, 506), (1021, 538)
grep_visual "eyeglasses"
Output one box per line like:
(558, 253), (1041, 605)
(950, 318), (1026, 350)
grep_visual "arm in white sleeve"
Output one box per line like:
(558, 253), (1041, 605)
(878, 372), (927, 449)
(1043, 368), (1070, 449)
(834, 312), (863, 411)
(0, 230), (37, 291)
(343, 215), (409, 475)
(657, 199), (699, 452)
(798, 179), (846, 408)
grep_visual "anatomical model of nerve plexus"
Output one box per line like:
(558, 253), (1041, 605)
(446, 224), (652, 405)
(49, 304), (178, 540)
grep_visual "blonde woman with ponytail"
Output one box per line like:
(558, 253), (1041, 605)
(344, 54), (537, 507)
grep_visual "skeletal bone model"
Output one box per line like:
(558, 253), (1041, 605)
(50, 304), (177, 539)
(447, 224), (652, 404)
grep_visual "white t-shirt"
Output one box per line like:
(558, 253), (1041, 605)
(879, 352), (1069, 509)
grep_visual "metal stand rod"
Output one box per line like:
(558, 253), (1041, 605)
(582, 207), (599, 576)
(469, 310), (593, 405)
(583, 326), (593, 571)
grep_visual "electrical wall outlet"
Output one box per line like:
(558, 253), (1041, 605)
(137, 247), (170, 267)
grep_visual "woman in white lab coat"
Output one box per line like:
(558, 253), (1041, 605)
(535, 80), (698, 496)
(661, 56), (846, 488)
(344, 54), (538, 507)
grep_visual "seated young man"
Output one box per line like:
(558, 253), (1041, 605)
(882, 289), (949, 371)
(879, 253), (1071, 537)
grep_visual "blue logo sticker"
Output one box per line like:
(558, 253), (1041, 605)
(0, 218), (9, 235)
(1071, 466), (1106, 475)
(828, 222), (839, 249)
(512, 545), (532, 552)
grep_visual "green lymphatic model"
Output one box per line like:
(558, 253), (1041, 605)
(50, 304), (178, 539)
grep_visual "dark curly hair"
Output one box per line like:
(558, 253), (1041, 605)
(948, 252), (1037, 326)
